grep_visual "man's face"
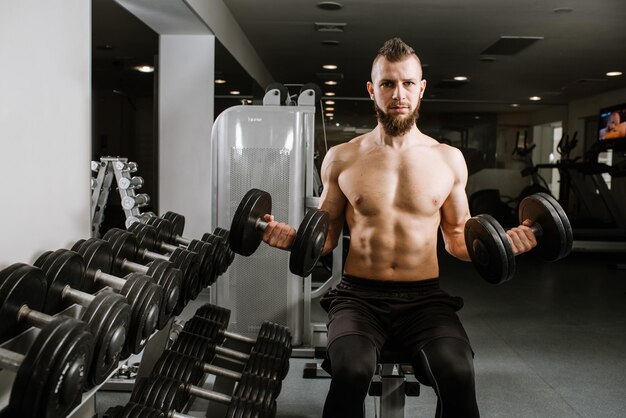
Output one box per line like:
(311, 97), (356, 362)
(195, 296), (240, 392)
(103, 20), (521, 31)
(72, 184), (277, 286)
(367, 56), (426, 136)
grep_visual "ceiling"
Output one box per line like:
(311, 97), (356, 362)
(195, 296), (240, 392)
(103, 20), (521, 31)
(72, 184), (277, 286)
(92, 0), (626, 117)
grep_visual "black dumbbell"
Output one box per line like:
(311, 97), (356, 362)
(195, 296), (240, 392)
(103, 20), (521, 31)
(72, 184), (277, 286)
(127, 221), (214, 294)
(229, 188), (329, 277)
(104, 228), (199, 312)
(464, 192), (573, 284)
(151, 350), (282, 400)
(78, 236), (183, 325)
(130, 375), (275, 418)
(70, 238), (163, 355)
(105, 402), (193, 417)
(34, 249), (131, 387)
(153, 211), (234, 276)
(143, 214), (232, 286)
(1, 317), (93, 418)
(183, 316), (291, 379)
(172, 328), (290, 383)
(193, 303), (292, 360)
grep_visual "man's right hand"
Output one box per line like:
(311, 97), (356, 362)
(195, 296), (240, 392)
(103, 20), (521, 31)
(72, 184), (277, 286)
(262, 214), (297, 250)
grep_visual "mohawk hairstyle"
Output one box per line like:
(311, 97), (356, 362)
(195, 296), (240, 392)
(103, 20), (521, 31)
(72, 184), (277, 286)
(375, 37), (416, 62)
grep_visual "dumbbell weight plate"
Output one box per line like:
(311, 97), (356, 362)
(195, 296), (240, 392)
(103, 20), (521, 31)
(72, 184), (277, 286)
(230, 188), (271, 256)
(145, 217), (176, 244)
(146, 260), (181, 328)
(103, 229), (139, 276)
(290, 209), (329, 277)
(186, 240), (213, 290)
(196, 303), (231, 325)
(202, 234), (225, 282)
(464, 214), (516, 284)
(120, 274), (161, 355)
(34, 250), (86, 314)
(169, 247), (200, 303)
(81, 292), (131, 386)
(0, 264), (47, 343)
(162, 211), (186, 238)
(70, 238), (115, 294)
(128, 222), (159, 252)
(519, 193), (573, 261)
(10, 317), (93, 418)
(214, 228), (235, 267)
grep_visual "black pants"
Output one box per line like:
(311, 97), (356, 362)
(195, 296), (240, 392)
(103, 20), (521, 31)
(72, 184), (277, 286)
(320, 276), (479, 418)
(322, 334), (479, 418)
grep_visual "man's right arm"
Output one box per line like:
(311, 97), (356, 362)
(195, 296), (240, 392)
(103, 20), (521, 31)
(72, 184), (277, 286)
(318, 145), (348, 256)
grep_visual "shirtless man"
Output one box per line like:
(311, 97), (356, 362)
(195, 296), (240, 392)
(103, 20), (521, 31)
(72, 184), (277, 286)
(263, 38), (537, 418)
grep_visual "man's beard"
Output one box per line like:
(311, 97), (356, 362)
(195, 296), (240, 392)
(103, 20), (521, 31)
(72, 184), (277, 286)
(374, 100), (420, 136)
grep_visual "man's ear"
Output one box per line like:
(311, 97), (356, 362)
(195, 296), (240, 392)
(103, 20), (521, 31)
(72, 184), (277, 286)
(366, 81), (374, 99)
(420, 79), (427, 99)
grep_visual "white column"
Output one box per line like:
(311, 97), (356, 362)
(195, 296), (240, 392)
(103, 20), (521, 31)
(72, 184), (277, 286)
(159, 35), (215, 236)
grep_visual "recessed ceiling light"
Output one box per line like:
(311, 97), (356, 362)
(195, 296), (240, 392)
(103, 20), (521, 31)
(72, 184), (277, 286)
(606, 71), (623, 77)
(529, 96), (542, 101)
(317, 1), (343, 10)
(134, 65), (154, 73)
(325, 107), (335, 112)
(511, 103), (520, 107)
(324, 80), (338, 85)
(229, 90), (240, 95)
(325, 92), (336, 96)
(326, 113), (334, 117)
(215, 79), (227, 84)
(323, 64), (338, 70)
(325, 100), (335, 105)
(553, 7), (573, 14)
(453, 76), (468, 81)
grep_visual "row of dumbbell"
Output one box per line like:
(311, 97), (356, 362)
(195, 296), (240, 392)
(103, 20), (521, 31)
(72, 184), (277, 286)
(0, 214), (234, 417)
(106, 304), (291, 418)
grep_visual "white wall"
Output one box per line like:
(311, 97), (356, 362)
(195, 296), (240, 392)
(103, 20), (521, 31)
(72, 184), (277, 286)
(0, 0), (91, 267)
(159, 35), (215, 236)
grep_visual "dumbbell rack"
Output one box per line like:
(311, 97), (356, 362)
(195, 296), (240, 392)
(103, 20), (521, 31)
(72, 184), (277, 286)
(0, 304), (101, 417)
(91, 156), (150, 237)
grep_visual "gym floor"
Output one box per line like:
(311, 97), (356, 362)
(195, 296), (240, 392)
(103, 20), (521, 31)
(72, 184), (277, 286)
(96, 249), (626, 418)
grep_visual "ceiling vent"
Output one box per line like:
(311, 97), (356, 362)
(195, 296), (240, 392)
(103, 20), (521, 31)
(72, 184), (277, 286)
(574, 78), (607, 84)
(481, 36), (543, 55)
(315, 22), (347, 32)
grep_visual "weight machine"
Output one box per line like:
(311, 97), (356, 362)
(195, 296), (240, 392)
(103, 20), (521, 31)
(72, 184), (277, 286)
(210, 84), (342, 351)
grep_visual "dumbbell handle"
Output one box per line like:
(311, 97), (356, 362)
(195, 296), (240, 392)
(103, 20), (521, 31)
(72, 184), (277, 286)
(61, 285), (95, 306)
(93, 270), (126, 290)
(139, 248), (171, 262)
(175, 235), (191, 246)
(256, 219), (269, 231)
(201, 362), (242, 381)
(186, 383), (233, 405)
(160, 242), (180, 253)
(16, 305), (53, 329)
(215, 344), (249, 363)
(120, 259), (149, 275)
(222, 329), (256, 345)
(506, 223), (543, 238)
(0, 347), (24, 371)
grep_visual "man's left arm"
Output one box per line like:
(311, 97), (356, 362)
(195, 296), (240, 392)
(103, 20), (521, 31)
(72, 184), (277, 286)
(439, 147), (537, 261)
(439, 147), (472, 261)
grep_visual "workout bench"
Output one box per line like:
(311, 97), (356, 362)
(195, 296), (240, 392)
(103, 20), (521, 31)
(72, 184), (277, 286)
(304, 345), (420, 417)
(369, 346), (420, 418)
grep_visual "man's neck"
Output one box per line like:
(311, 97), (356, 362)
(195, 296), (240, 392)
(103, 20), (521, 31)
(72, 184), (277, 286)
(374, 124), (422, 148)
